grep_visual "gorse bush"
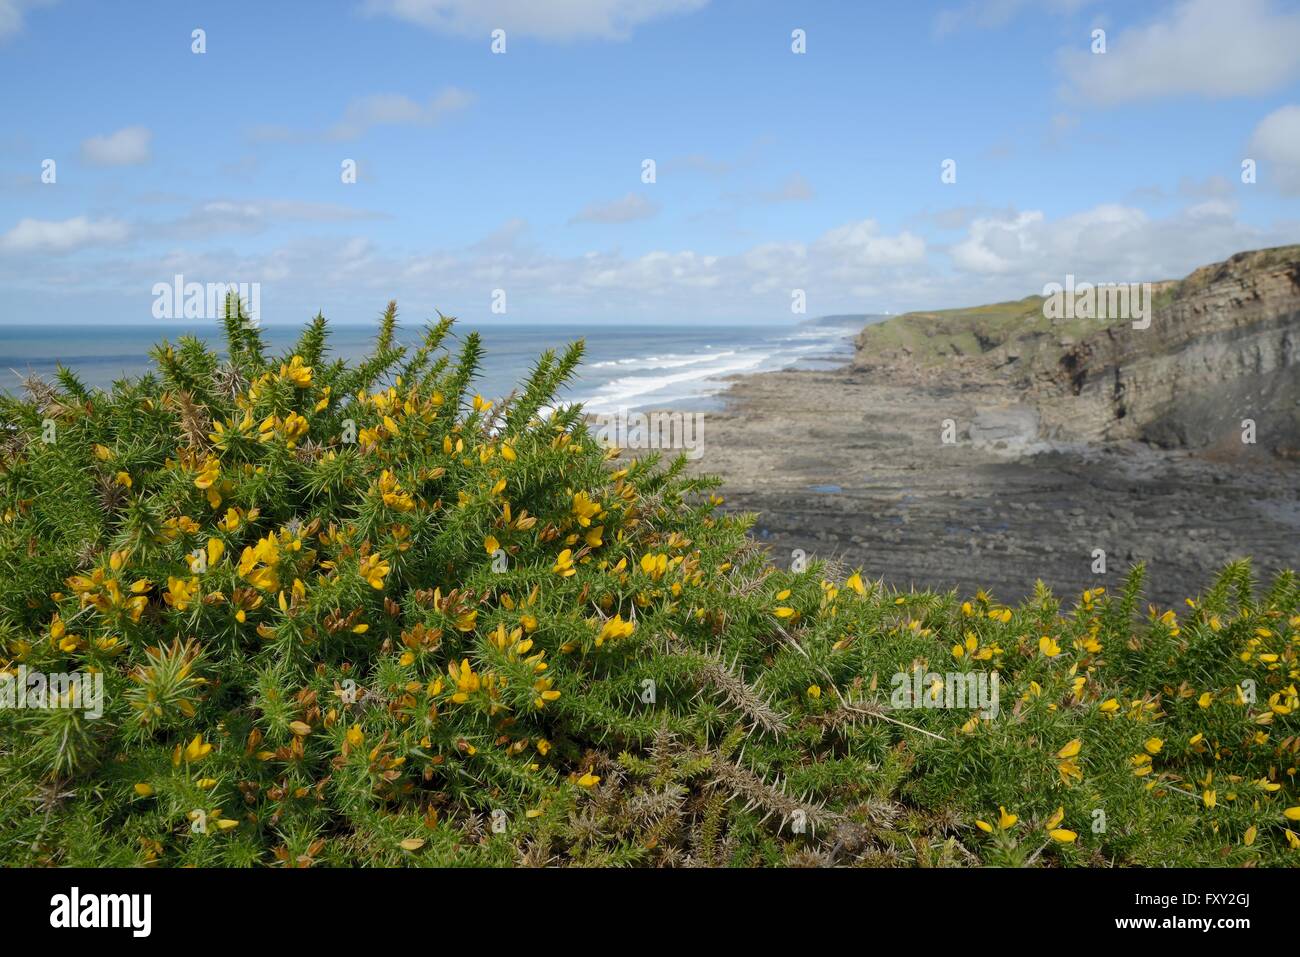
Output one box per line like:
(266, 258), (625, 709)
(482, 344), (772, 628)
(1, 299), (1298, 867)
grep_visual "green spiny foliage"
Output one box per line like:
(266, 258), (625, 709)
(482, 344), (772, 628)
(0, 302), (1297, 867)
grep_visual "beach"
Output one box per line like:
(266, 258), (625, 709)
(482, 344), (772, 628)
(687, 357), (1299, 609)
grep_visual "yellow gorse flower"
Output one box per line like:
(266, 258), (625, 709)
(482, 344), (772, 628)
(977, 807), (1018, 833)
(182, 734), (212, 763)
(572, 491), (603, 527)
(193, 457), (220, 490)
(377, 469), (416, 511)
(448, 658), (481, 703)
(358, 553), (390, 590)
(595, 613), (635, 647)
(533, 676), (561, 708)
(279, 354), (313, 387)
(1056, 739), (1082, 759)
(164, 575), (200, 612)
(953, 632), (995, 661)
(1056, 739), (1083, 784)
(553, 549), (576, 577)
(639, 553), (669, 580)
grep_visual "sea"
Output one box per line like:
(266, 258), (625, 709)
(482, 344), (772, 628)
(0, 321), (860, 413)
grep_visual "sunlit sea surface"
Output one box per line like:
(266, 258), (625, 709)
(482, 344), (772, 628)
(0, 321), (857, 412)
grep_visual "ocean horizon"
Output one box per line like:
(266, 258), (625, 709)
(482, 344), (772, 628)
(0, 320), (858, 413)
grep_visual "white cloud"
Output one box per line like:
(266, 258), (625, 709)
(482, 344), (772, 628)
(1249, 105), (1300, 196)
(251, 89), (473, 143)
(0, 0), (55, 40)
(80, 126), (152, 166)
(1060, 0), (1300, 104)
(361, 0), (708, 40)
(398, 202), (1274, 315)
(952, 204), (1166, 279)
(4, 202), (1292, 322)
(945, 200), (1292, 290)
(569, 192), (659, 224)
(329, 88), (474, 140)
(814, 220), (927, 269)
(951, 210), (1049, 274)
(0, 216), (128, 253)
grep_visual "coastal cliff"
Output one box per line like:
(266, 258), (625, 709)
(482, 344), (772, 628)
(692, 245), (1300, 607)
(854, 245), (1300, 457)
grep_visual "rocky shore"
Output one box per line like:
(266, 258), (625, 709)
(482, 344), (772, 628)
(685, 246), (1300, 607)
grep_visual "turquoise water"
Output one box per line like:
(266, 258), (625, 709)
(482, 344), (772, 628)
(0, 321), (855, 412)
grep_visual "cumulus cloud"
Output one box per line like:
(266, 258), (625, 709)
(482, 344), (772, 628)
(814, 220), (926, 270)
(1249, 105), (1300, 196)
(951, 210), (1050, 274)
(1060, 0), (1300, 104)
(80, 126), (152, 166)
(315, 217), (923, 316)
(4, 201), (1292, 322)
(0, 216), (128, 253)
(569, 192), (659, 225)
(945, 200), (1291, 290)
(361, 0), (708, 41)
(373, 202), (1276, 316)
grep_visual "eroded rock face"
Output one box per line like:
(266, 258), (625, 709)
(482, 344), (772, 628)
(968, 404), (1043, 454)
(1034, 248), (1300, 457)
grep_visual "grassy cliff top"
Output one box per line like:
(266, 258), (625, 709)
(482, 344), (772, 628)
(854, 244), (1300, 370)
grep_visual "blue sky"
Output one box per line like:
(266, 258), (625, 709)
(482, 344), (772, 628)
(1, 0), (1298, 325)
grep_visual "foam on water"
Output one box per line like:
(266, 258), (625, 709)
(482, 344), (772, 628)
(570, 325), (856, 412)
